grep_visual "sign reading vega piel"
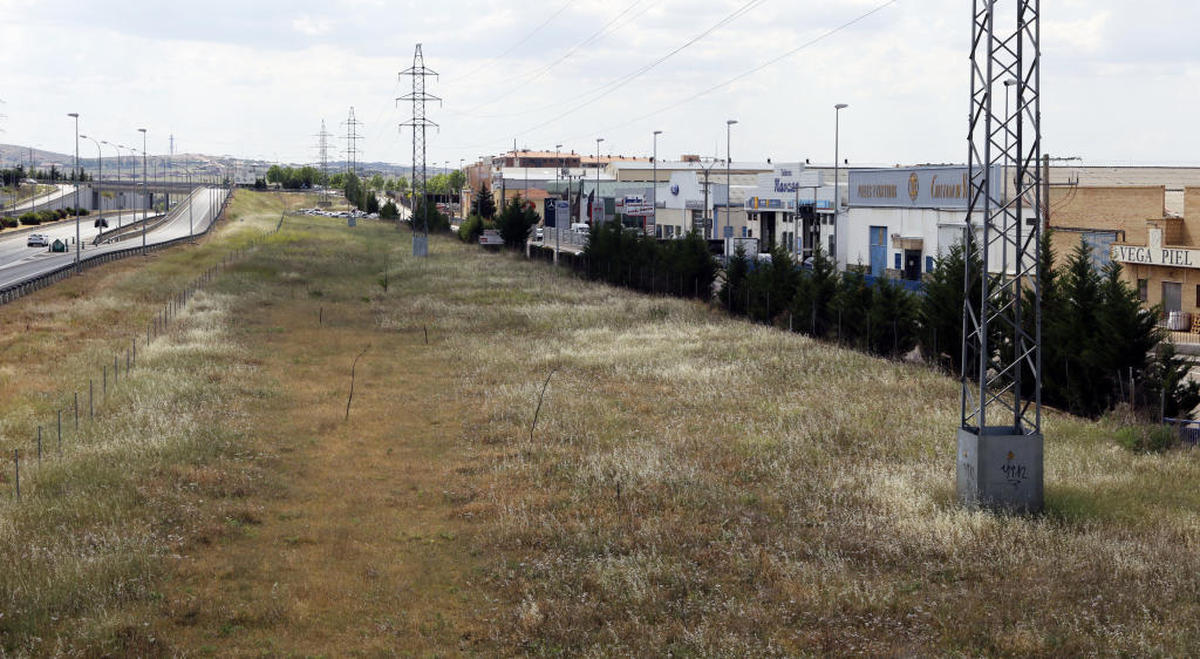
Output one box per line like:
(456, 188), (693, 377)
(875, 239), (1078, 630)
(1111, 244), (1200, 269)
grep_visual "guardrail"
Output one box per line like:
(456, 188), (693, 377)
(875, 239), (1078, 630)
(0, 188), (233, 307)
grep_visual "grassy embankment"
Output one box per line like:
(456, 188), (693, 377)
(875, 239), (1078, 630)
(3, 189), (1200, 654)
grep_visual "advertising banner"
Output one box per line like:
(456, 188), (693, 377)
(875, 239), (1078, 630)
(848, 166), (1002, 210)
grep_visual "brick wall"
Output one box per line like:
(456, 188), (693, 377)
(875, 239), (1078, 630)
(1048, 185), (1165, 258)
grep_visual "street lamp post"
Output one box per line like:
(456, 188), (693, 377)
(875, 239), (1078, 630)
(68, 113), (80, 271)
(594, 138), (604, 226)
(138, 128), (147, 254)
(725, 119), (737, 258)
(652, 130), (662, 237)
(102, 141), (122, 225)
(554, 143), (562, 260)
(833, 104), (848, 261)
(80, 135), (102, 218)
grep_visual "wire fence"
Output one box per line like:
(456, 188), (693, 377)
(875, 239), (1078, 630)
(3, 195), (287, 503)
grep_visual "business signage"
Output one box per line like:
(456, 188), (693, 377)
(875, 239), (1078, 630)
(544, 199), (570, 227)
(744, 197), (835, 211)
(1111, 244), (1200, 269)
(848, 166), (1001, 210)
(617, 195), (653, 217)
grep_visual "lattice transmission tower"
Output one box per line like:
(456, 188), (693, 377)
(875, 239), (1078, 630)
(342, 106), (364, 177)
(399, 44), (439, 254)
(957, 0), (1044, 511)
(314, 119), (334, 206)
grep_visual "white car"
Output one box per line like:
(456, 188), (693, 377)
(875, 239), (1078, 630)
(27, 234), (48, 248)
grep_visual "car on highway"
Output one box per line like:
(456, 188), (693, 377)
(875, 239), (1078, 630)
(26, 233), (49, 248)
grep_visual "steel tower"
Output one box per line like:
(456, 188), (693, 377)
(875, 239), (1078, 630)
(958, 0), (1044, 511)
(400, 44), (439, 254)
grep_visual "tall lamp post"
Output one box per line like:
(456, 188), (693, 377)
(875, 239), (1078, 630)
(102, 141), (122, 225)
(652, 130), (662, 237)
(138, 128), (148, 254)
(594, 137), (604, 226)
(554, 143), (563, 257)
(80, 134), (102, 218)
(725, 119), (737, 258)
(833, 104), (848, 261)
(68, 113), (81, 271)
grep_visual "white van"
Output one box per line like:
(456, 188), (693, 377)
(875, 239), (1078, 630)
(570, 222), (590, 233)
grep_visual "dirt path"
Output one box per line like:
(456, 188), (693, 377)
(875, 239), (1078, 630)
(159, 297), (486, 655)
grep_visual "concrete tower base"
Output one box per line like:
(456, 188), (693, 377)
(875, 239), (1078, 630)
(957, 428), (1044, 513)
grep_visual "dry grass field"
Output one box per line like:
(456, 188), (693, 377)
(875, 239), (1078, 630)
(2, 190), (1200, 655)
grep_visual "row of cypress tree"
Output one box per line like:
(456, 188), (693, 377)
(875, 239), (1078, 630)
(581, 221), (718, 300)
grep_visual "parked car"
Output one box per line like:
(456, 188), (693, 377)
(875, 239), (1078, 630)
(27, 234), (48, 247)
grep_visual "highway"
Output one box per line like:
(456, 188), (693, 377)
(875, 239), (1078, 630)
(0, 186), (225, 290)
(1, 184), (74, 215)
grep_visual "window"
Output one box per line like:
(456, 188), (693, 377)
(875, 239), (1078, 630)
(1138, 279), (1148, 302)
(926, 256), (935, 273)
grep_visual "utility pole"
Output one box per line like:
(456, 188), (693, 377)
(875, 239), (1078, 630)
(400, 43), (439, 255)
(957, 0), (1044, 513)
(342, 107), (364, 178)
(314, 119), (333, 207)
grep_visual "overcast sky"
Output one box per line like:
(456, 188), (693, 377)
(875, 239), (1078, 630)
(0, 0), (1196, 168)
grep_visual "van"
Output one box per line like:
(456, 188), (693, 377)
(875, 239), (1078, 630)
(570, 222), (590, 233)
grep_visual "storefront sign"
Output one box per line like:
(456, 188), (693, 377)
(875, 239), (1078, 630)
(1111, 244), (1200, 269)
(849, 166), (1001, 210)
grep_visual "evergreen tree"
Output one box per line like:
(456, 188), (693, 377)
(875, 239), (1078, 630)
(1148, 343), (1200, 419)
(919, 236), (981, 371)
(495, 195), (538, 249)
(747, 242), (798, 324)
(366, 192), (380, 214)
(1054, 239), (1106, 416)
(474, 184), (496, 219)
(719, 245), (751, 315)
(833, 269), (873, 348)
(789, 245), (839, 338)
(869, 278), (920, 357)
(1093, 261), (1160, 410)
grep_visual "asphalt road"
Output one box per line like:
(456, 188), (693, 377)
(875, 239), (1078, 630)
(0, 186), (224, 290)
(1, 184), (74, 215)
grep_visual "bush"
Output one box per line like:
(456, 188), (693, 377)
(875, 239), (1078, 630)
(19, 212), (40, 226)
(1116, 425), (1177, 453)
(380, 200), (399, 220)
(2, 217), (17, 228)
(458, 214), (485, 243)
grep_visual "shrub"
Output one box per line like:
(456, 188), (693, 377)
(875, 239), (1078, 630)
(1116, 425), (1177, 453)
(458, 214), (484, 243)
(2, 217), (17, 228)
(19, 212), (40, 226)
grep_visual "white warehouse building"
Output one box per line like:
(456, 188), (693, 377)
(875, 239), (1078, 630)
(840, 165), (1007, 281)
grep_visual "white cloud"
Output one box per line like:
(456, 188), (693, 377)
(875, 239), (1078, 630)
(0, 0), (1196, 167)
(291, 15), (333, 36)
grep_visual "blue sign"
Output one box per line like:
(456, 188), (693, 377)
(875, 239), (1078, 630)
(723, 225), (733, 238)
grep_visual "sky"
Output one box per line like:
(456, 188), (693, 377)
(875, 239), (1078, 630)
(0, 0), (1197, 168)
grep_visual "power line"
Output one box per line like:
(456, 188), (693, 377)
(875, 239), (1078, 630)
(514, 0), (770, 136)
(442, 0), (899, 153)
(454, 0), (576, 85)
(563, 0), (901, 142)
(448, 0), (651, 117)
